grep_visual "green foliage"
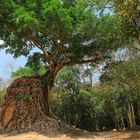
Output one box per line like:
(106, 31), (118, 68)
(12, 65), (46, 78)
(50, 58), (140, 131)
(15, 94), (32, 102)
(1, 0), (140, 131)
(23, 94), (31, 102)
(56, 66), (81, 92)
(51, 86), (106, 131)
(111, 0), (140, 40)
(51, 66), (111, 130)
(12, 67), (34, 77)
(0, 78), (6, 105)
(12, 56), (140, 130)
(0, 90), (6, 105)
(0, 0), (127, 65)
(25, 52), (46, 73)
(99, 53), (140, 128)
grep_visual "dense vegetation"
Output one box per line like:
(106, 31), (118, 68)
(51, 58), (140, 131)
(5, 52), (139, 131)
(0, 0), (140, 132)
(0, 0), (128, 117)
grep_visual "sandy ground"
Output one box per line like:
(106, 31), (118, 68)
(0, 130), (140, 140)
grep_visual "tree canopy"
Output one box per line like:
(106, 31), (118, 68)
(112, 0), (140, 42)
(0, 0), (125, 74)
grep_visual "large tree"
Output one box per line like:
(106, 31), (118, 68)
(0, 0), (124, 113)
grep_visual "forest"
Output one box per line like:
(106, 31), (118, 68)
(2, 51), (140, 131)
(0, 0), (140, 138)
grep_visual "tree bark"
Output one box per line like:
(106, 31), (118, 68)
(124, 97), (136, 128)
(41, 69), (57, 114)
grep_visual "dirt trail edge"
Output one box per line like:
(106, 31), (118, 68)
(0, 129), (140, 140)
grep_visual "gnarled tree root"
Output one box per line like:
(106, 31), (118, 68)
(0, 76), (60, 133)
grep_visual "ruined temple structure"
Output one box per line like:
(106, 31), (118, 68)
(0, 76), (59, 132)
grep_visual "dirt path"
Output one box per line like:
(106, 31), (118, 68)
(0, 130), (140, 140)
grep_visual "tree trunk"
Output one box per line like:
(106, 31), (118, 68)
(120, 116), (125, 130)
(127, 103), (136, 128)
(42, 87), (50, 114)
(136, 102), (140, 125)
(95, 115), (99, 131)
(0, 73), (59, 132)
(124, 97), (136, 128)
(41, 70), (56, 114)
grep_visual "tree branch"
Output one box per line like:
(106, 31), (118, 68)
(5, 21), (54, 71)
(4, 21), (52, 64)
(29, 36), (51, 63)
(131, 38), (140, 51)
(132, 45), (140, 51)
(64, 56), (100, 66)
(30, 37), (55, 71)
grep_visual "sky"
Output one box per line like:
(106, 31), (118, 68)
(0, 40), (43, 79)
(0, 49), (27, 79)
(0, 39), (26, 79)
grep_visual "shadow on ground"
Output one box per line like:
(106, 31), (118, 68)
(1, 127), (140, 140)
